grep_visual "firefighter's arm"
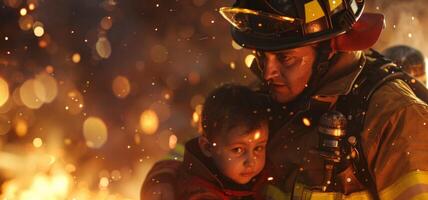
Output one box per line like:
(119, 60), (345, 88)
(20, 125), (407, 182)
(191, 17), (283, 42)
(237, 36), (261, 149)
(371, 103), (428, 199)
(140, 160), (181, 200)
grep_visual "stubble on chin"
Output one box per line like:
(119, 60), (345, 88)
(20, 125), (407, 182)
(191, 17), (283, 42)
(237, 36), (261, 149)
(270, 87), (294, 104)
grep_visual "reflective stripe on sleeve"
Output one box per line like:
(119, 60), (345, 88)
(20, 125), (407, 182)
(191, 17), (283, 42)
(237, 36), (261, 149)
(379, 170), (428, 200)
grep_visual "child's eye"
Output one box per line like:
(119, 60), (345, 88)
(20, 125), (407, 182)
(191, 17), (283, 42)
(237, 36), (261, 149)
(254, 145), (265, 152)
(231, 147), (244, 154)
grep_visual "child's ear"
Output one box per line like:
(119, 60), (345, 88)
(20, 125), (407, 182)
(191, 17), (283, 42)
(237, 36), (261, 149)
(198, 136), (212, 157)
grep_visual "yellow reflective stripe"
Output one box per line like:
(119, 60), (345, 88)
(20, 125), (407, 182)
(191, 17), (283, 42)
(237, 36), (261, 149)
(293, 182), (372, 200)
(328, 0), (343, 11)
(263, 185), (290, 200)
(310, 191), (340, 199)
(344, 190), (373, 200)
(310, 190), (372, 200)
(164, 143), (184, 161)
(379, 171), (428, 200)
(304, 0), (325, 23)
(413, 193), (428, 200)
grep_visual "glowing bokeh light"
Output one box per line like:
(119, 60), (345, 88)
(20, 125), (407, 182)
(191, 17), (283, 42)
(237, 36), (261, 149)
(302, 117), (311, 127)
(83, 117), (108, 149)
(95, 37), (112, 59)
(162, 90), (172, 100)
(34, 72), (58, 103)
(14, 119), (28, 137)
(0, 115), (11, 135)
(72, 53), (81, 63)
(19, 8), (27, 16)
(12, 87), (24, 106)
(192, 111), (199, 124)
(19, 79), (43, 109)
(38, 39), (48, 48)
(33, 25), (44, 37)
(112, 76), (131, 99)
(18, 15), (34, 31)
(168, 134), (178, 149)
(45, 65), (54, 74)
(28, 3), (35, 10)
(99, 177), (109, 188)
(191, 104), (203, 131)
(230, 62), (236, 69)
(0, 97), (13, 114)
(33, 137), (43, 148)
(139, 110), (159, 135)
(100, 16), (113, 30)
(245, 54), (256, 68)
(0, 77), (10, 107)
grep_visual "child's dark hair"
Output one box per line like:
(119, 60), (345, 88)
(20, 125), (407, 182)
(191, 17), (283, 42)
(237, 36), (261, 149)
(201, 84), (269, 140)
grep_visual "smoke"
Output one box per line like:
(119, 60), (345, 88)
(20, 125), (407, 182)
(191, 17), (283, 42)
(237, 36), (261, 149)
(369, 0), (428, 55)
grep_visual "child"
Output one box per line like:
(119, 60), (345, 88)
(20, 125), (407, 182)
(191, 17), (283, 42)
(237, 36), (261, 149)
(176, 84), (271, 200)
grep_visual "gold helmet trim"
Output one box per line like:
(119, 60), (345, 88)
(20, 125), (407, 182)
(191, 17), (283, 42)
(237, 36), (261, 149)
(219, 7), (302, 31)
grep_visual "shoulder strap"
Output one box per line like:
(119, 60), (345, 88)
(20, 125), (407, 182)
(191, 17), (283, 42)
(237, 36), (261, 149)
(335, 49), (428, 200)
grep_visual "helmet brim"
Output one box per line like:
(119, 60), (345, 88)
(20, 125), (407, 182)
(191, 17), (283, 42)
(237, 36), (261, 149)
(332, 13), (385, 51)
(231, 27), (346, 51)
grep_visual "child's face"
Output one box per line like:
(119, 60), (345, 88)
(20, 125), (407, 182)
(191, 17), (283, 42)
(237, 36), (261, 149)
(210, 122), (268, 184)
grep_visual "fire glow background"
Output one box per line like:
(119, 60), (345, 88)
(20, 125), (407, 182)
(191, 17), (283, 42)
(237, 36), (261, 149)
(0, 0), (427, 199)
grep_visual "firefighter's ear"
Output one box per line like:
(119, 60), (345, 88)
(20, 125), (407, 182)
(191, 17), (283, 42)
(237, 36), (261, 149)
(198, 136), (213, 157)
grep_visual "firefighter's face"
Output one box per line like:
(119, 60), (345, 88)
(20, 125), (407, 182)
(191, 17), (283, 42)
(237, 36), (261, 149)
(208, 122), (268, 184)
(257, 45), (317, 103)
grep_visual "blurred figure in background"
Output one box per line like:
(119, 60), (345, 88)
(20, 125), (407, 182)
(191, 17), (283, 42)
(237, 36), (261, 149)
(383, 45), (427, 86)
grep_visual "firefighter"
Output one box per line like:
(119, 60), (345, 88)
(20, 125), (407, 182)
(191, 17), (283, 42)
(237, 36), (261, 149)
(141, 0), (428, 199)
(383, 45), (426, 86)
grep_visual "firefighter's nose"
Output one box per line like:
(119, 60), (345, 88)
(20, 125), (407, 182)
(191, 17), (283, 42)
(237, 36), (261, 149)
(263, 56), (280, 82)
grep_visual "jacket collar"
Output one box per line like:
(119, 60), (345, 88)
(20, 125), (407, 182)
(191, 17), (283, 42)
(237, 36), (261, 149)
(182, 138), (225, 187)
(314, 51), (365, 97)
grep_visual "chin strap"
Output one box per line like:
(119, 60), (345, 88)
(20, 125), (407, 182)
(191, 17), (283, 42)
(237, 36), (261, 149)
(306, 40), (335, 94)
(288, 40), (337, 106)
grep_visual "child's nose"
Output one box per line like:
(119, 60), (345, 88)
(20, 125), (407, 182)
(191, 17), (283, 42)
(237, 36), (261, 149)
(243, 154), (256, 167)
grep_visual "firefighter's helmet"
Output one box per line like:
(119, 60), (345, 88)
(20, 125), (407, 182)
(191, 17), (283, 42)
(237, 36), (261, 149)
(383, 45), (426, 85)
(219, 0), (384, 51)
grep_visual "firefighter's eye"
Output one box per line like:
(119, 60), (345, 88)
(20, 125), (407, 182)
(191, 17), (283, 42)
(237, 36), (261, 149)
(277, 54), (297, 65)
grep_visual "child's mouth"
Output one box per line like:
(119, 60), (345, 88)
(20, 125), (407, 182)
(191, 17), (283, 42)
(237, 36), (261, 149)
(240, 171), (255, 177)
